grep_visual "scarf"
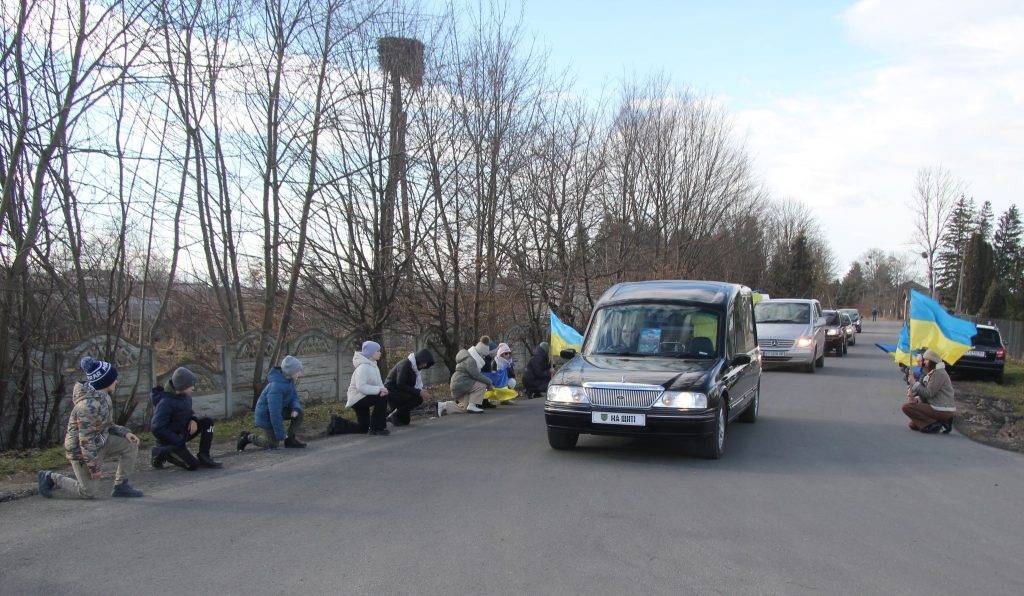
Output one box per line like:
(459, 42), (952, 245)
(468, 346), (485, 371)
(408, 353), (424, 390)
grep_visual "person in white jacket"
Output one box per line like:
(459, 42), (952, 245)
(347, 341), (390, 436)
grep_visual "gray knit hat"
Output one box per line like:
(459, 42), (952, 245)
(281, 355), (303, 377)
(922, 349), (943, 365)
(474, 335), (491, 355)
(170, 367), (197, 391)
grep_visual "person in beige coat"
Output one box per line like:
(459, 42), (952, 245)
(902, 349), (955, 434)
(437, 337), (494, 415)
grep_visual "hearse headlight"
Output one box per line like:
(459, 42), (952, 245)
(827, 329), (839, 336)
(547, 385), (590, 404)
(653, 391), (707, 409)
(795, 337), (813, 348)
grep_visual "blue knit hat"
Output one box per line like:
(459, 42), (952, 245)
(360, 341), (382, 358)
(80, 356), (118, 390)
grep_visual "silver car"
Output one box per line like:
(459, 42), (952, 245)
(754, 299), (826, 373)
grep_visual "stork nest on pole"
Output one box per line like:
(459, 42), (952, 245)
(377, 37), (425, 89)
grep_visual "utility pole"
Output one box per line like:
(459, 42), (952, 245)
(378, 36), (424, 263)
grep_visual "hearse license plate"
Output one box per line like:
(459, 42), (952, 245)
(764, 350), (786, 357)
(966, 350), (985, 358)
(592, 412), (645, 426)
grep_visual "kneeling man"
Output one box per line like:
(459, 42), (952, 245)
(902, 349), (955, 434)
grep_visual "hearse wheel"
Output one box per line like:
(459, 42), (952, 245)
(700, 400), (727, 459)
(547, 428), (579, 450)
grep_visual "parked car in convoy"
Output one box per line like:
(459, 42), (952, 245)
(948, 324), (1008, 383)
(753, 298), (826, 373)
(544, 280), (762, 459)
(822, 310), (847, 356)
(838, 308), (862, 333)
(840, 312), (856, 346)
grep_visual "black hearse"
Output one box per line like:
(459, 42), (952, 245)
(544, 281), (761, 459)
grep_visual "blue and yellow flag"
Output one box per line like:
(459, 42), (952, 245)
(908, 289), (977, 365)
(550, 310), (584, 356)
(893, 322), (913, 366)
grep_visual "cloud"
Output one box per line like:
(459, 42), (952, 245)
(734, 0), (1024, 272)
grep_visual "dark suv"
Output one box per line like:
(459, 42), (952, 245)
(822, 309), (847, 355)
(948, 324), (1008, 383)
(544, 281), (762, 459)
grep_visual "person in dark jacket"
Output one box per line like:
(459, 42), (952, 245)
(150, 367), (222, 470)
(237, 355), (306, 451)
(522, 342), (553, 399)
(384, 348), (436, 426)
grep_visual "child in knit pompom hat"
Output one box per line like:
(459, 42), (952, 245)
(37, 357), (143, 499)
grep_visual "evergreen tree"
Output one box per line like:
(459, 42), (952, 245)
(787, 232), (815, 298)
(976, 200), (994, 241)
(979, 281), (1007, 319)
(934, 195), (975, 306)
(837, 262), (865, 306)
(992, 205), (1022, 294)
(961, 233), (996, 314)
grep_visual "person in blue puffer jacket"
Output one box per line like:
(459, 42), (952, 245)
(237, 356), (306, 450)
(150, 367), (222, 470)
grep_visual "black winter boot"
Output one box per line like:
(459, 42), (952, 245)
(197, 453), (223, 468)
(111, 481), (144, 498)
(284, 437), (307, 448)
(150, 446), (165, 469)
(236, 431), (251, 452)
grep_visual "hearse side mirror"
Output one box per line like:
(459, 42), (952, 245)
(560, 348), (577, 360)
(815, 316), (826, 327)
(731, 353), (752, 366)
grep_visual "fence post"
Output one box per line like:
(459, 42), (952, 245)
(222, 344), (234, 417)
(336, 338), (344, 404)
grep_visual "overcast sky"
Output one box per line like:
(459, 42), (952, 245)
(500, 0), (1024, 273)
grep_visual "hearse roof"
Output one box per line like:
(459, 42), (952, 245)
(596, 280), (743, 307)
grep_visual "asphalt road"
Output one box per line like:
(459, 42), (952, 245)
(2, 321), (1023, 595)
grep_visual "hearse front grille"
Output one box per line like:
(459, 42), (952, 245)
(584, 383), (664, 409)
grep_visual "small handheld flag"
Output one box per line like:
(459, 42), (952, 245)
(550, 310), (584, 357)
(908, 289), (977, 365)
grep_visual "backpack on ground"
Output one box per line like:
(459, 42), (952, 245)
(327, 414), (362, 435)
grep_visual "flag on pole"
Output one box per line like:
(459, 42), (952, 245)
(908, 289), (977, 364)
(550, 310), (584, 356)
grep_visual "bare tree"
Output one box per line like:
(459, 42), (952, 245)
(910, 166), (962, 298)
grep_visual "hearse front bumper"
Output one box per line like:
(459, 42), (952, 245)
(544, 403), (717, 438)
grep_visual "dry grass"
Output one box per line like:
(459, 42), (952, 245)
(958, 360), (1024, 413)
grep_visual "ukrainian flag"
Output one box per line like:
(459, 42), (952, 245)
(908, 289), (977, 364)
(893, 322), (913, 366)
(550, 310), (584, 356)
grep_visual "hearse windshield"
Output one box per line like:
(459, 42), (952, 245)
(583, 303), (721, 359)
(755, 302), (810, 324)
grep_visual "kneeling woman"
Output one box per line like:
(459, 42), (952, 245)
(902, 349), (955, 434)
(483, 343), (518, 404)
(385, 348), (436, 426)
(348, 341), (390, 435)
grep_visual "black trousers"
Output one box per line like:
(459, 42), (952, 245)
(387, 389), (423, 426)
(352, 394), (388, 432)
(158, 416), (214, 470)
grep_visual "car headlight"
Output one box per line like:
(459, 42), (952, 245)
(652, 391), (708, 409)
(795, 337), (813, 348)
(546, 385), (590, 404)
(827, 329), (838, 336)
